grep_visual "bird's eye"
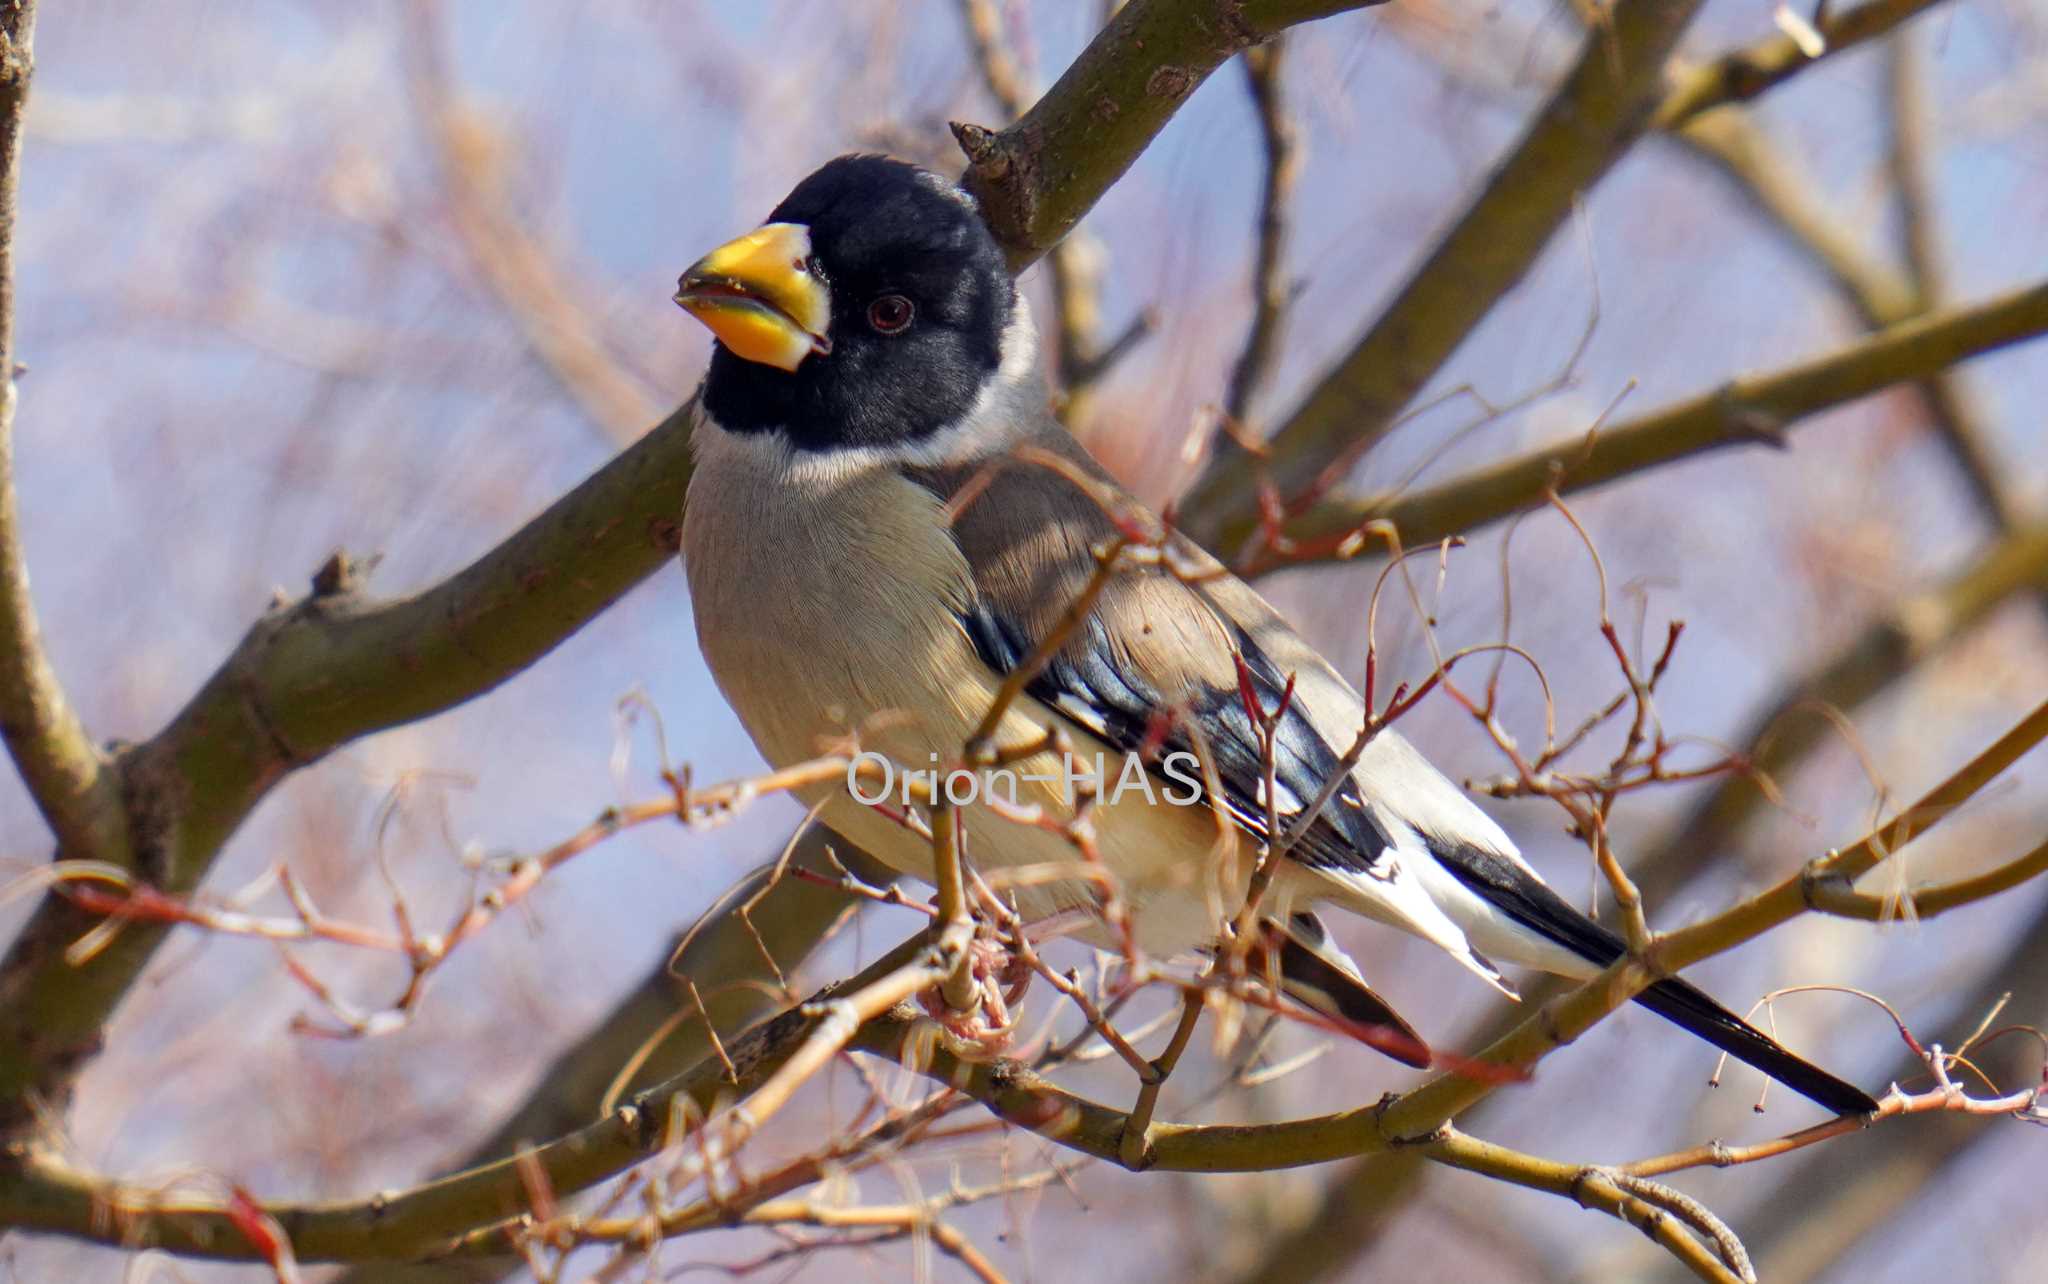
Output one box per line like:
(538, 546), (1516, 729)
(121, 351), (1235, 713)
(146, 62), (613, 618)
(867, 294), (914, 335)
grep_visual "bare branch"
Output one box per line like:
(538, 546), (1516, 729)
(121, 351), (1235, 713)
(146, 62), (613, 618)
(1225, 516), (2048, 1284)
(1425, 1130), (1749, 1284)
(1221, 34), (1300, 431)
(1629, 520), (2048, 919)
(1653, 0), (1955, 132)
(1678, 50), (2029, 538)
(0, 394), (699, 1127)
(1622, 1019), (2046, 1179)
(13, 699), (2043, 1271)
(0, 931), (952, 1264)
(1740, 902), (2048, 1282)
(956, 0), (1032, 116)
(1653, 701), (2048, 972)
(1883, 28), (2025, 533)
(1249, 280), (2048, 561)
(1802, 834), (2048, 924)
(1678, 110), (1919, 324)
(953, 0), (1383, 273)
(952, 0), (1141, 417)
(1177, 0), (1708, 545)
(0, 2), (125, 866)
(323, 835), (894, 1284)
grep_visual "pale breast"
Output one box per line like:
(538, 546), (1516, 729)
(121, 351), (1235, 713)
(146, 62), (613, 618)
(679, 417), (1254, 958)
(684, 424), (981, 763)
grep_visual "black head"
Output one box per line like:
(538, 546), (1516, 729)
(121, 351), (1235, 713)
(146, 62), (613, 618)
(677, 155), (1016, 452)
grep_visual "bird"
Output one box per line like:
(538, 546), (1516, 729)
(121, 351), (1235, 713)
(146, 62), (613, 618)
(672, 153), (1876, 1115)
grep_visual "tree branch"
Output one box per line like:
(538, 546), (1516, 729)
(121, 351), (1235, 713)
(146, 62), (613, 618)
(0, 1), (1393, 1134)
(1631, 522), (2048, 922)
(952, 0), (1140, 420)
(0, 395), (700, 1130)
(1652, 0), (1954, 132)
(1219, 514), (2048, 1284)
(0, 3), (124, 866)
(11, 696), (2041, 1267)
(952, 0), (1382, 274)
(1677, 54), (2029, 540)
(1654, 701), (2048, 971)
(1424, 1130), (1748, 1284)
(324, 834), (891, 1284)
(1678, 110), (1918, 324)
(1245, 280), (2048, 563)
(1221, 33), (1299, 431)
(0, 929), (951, 1264)
(1740, 898), (2048, 1282)
(880, 700), (2043, 1152)
(1803, 833), (2048, 923)
(403, 0), (661, 446)
(1177, 0), (1708, 545)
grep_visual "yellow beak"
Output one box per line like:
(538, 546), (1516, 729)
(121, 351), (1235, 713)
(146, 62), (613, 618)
(673, 222), (833, 372)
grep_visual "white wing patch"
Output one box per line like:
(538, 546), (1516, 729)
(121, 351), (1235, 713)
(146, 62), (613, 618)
(1050, 691), (1112, 740)
(1295, 815), (1521, 1000)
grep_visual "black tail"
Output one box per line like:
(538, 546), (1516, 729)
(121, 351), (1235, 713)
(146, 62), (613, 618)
(1634, 974), (1877, 1115)
(1432, 842), (1878, 1116)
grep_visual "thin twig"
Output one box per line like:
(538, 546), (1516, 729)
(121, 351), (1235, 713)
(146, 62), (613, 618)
(0, 0), (123, 866)
(1222, 35), (1300, 431)
(1801, 834), (2048, 923)
(1653, 0), (1954, 132)
(1178, 0), (1707, 545)
(1116, 988), (1203, 1168)
(1419, 1128), (1750, 1284)
(952, 0), (1147, 416)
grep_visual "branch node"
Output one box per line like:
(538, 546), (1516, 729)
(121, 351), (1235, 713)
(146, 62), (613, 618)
(1716, 394), (1790, 447)
(1798, 860), (1852, 910)
(613, 1102), (641, 1142)
(1537, 995), (1578, 1049)
(949, 120), (1008, 178)
(1374, 1091), (1448, 1146)
(310, 549), (376, 598)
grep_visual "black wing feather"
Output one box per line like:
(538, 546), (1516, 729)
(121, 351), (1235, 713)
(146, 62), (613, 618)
(961, 598), (1393, 873)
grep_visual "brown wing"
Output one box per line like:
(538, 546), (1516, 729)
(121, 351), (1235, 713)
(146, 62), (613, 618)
(902, 435), (1395, 875)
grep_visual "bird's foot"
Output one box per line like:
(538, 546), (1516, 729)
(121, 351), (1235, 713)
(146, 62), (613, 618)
(918, 934), (1031, 1054)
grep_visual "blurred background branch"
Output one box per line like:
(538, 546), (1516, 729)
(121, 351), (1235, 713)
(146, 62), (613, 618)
(953, 0), (1151, 423)
(1177, 0), (1708, 545)
(1653, 0), (1953, 131)
(1678, 28), (2030, 542)
(954, 0), (1382, 271)
(1249, 281), (2048, 562)
(0, 3), (125, 872)
(1220, 34), (1300, 435)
